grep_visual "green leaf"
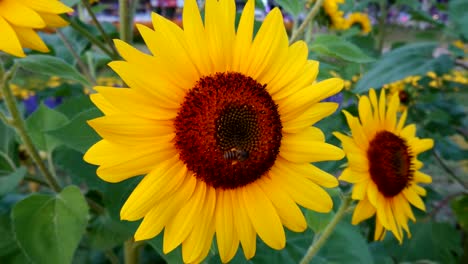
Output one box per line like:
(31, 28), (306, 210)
(306, 210), (335, 233)
(11, 186), (88, 264)
(53, 147), (105, 190)
(25, 104), (69, 152)
(274, 0), (305, 18)
(383, 221), (462, 264)
(0, 167), (26, 196)
(310, 35), (375, 63)
(449, 0), (468, 39)
(354, 42), (439, 93)
(451, 195), (468, 232)
(86, 213), (132, 250)
(55, 95), (94, 119)
(47, 108), (101, 153)
(16, 55), (90, 86)
(312, 222), (374, 264)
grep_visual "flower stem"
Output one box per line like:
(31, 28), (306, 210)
(300, 195), (353, 264)
(62, 15), (118, 60)
(81, 0), (119, 57)
(119, 0), (137, 44)
(56, 29), (95, 85)
(124, 238), (142, 264)
(376, 0), (387, 53)
(0, 64), (61, 193)
(289, 0), (324, 44)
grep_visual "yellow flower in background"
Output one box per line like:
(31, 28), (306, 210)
(344, 12), (372, 34)
(0, 0), (73, 57)
(84, 0), (344, 262)
(323, 0), (347, 29)
(334, 89), (433, 243)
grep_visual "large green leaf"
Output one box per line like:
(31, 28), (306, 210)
(451, 195), (468, 232)
(86, 213), (133, 250)
(311, 221), (374, 264)
(11, 186), (88, 264)
(383, 221), (462, 264)
(449, 0), (468, 39)
(354, 42), (439, 93)
(47, 108), (101, 153)
(0, 167), (26, 196)
(310, 34), (375, 64)
(55, 95), (94, 119)
(25, 104), (69, 152)
(16, 55), (90, 86)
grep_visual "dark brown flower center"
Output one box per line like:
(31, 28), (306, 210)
(174, 72), (282, 189)
(367, 131), (413, 197)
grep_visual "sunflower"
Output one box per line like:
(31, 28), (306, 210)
(323, 0), (346, 29)
(344, 12), (372, 34)
(334, 89), (433, 242)
(84, 0), (344, 262)
(0, 0), (72, 57)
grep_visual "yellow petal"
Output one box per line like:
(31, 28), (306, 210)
(409, 138), (434, 154)
(88, 115), (174, 145)
(352, 198), (376, 224)
(37, 12), (68, 28)
(282, 103), (338, 133)
(343, 111), (369, 149)
(280, 128), (344, 163)
(279, 78), (343, 120)
(163, 180), (207, 254)
(402, 187), (426, 211)
(400, 124), (416, 139)
(89, 93), (120, 115)
(259, 176), (307, 232)
(352, 180), (369, 200)
(0, 17), (24, 57)
(272, 60), (319, 101)
(13, 26), (48, 53)
(385, 93), (399, 131)
(232, 0), (255, 72)
(242, 182), (285, 250)
(233, 190), (256, 259)
(0, 0), (45, 28)
(215, 190), (239, 263)
(134, 174), (197, 240)
(182, 186), (216, 263)
(339, 168), (368, 183)
(94, 86), (179, 120)
(84, 140), (176, 182)
(275, 157), (338, 188)
(414, 171), (432, 184)
(121, 158), (187, 220)
(270, 165), (334, 212)
(20, 0), (73, 13)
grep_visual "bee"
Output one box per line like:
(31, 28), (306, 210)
(223, 148), (249, 164)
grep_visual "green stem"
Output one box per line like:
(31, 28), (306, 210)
(62, 15), (118, 59)
(289, 0), (324, 44)
(119, 0), (137, 44)
(300, 195), (353, 264)
(376, 0), (387, 53)
(81, 0), (119, 57)
(0, 110), (12, 125)
(124, 238), (141, 264)
(56, 29), (95, 85)
(0, 64), (61, 193)
(433, 150), (468, 190)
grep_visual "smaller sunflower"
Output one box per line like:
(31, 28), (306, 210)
(323, 0), (346, 30)
(334, 88), (433, 242)
(344, 12), (372, 34)
(0, 0), (73, 57)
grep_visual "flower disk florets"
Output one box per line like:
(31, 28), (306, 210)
(174, 72), (282, 189)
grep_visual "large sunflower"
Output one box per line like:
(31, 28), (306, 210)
(334, 89), (433, 242)
(0, 0), (72, 57)
(84, 0), (344, 262)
